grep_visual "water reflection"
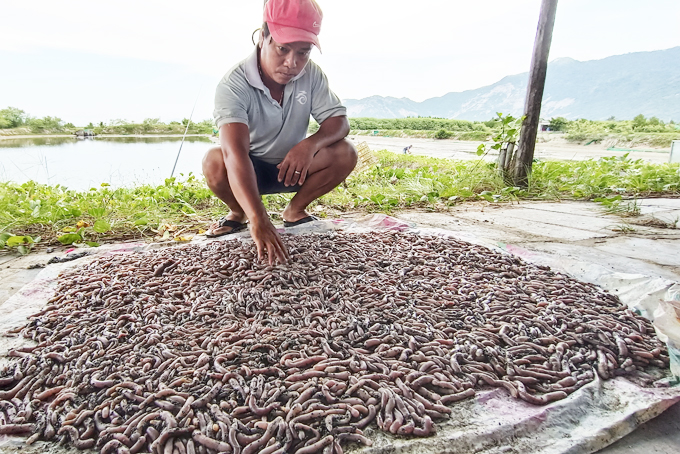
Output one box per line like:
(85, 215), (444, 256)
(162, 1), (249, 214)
(0, 137), (78, 148)
(0, 136), (214, 190)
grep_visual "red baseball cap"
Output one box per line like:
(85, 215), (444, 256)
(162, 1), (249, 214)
(264, 0), (323, 51)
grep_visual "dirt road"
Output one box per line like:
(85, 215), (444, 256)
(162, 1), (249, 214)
(352, 135), (672, 164)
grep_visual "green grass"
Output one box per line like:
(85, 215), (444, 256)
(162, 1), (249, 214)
(564, 132), (680, 148)
(349, 117), (490, 132)
(1, 151), (679, 250)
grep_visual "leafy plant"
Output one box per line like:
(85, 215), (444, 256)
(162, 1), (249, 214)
(0, 151), (678, 246)
(0, 232), (41, 255)
(593, 195), (641, 217)
(434, 129), (453, 139)
(548, 117), (568, 131)
(57, 227), (100, 247)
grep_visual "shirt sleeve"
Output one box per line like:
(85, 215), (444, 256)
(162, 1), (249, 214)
(310, 63), (347, 124)
(213, 73), (250, 129)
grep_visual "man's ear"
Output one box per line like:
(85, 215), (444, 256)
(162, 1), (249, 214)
(258, 30), (265, 47)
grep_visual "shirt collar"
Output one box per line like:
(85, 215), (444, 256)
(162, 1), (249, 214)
(244, 47), (307, 91)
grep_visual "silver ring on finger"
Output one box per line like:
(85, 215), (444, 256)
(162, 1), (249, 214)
(294, 170), (301, 174)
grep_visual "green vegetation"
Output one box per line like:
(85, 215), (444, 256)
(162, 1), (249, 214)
(563, 116), (679, 147)
(0, 107), (28, 129)
(341, 115), (680, 149)
(0, 107), (67, 134)
(434, 129), (453, 139)
(346, 117), (494, 141)
(90, 118), (214, 135)
(349, 117), (491, 132)
(2, 152), (679, 251)
(5, 106), (677, 148)
(0, 106), (214, 136)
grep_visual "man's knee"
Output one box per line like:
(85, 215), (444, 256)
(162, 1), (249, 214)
(202, 147), (224, 183)
(331, 139), (358, 171)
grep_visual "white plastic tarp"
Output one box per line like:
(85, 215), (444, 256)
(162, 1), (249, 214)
(1, 216), (679, 454)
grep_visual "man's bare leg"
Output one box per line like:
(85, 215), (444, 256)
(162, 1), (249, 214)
(282, 139), (357, 223)
(202, 146), (248, 234)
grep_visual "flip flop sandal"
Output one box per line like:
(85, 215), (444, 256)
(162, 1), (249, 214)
(205, 217), (248, 238)
(283, 215), (319, 228)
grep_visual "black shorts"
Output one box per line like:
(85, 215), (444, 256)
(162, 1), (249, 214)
(250, 155), (301, 195)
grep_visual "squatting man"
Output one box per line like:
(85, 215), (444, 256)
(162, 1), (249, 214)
(202, 0), (357, 265)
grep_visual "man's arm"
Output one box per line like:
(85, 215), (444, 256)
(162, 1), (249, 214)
(220, 123), (289, 264)
(277, 115), (350, 186)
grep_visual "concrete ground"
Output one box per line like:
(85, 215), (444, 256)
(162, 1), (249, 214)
(1, 198), (679, 453)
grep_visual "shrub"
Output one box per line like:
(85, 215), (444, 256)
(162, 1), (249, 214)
(0, 107), (26, 128)
(434, 129), (452, 139)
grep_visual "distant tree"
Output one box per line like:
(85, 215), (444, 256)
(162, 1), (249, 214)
(64, 122), (75, 128)
(434, 129), (452, 139)
(140, 118), (158, 132)
(0, 107), (26, 128)
(648, 116), (661, 126)
(632, 114), (646, 130)
(548, 117), (569, 131)
(25, 116), (63, 132)
(483, 117), (500, 128)
(606, 116), (616, 121)
(99, 122), (105, 127)
(87, 122), (95, 129)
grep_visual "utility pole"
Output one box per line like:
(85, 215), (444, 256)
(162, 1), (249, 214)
(512, 0), (558, 187)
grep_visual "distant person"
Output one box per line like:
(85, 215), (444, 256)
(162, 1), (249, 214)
(202, 0), (357, 264)
(402, 145), (412, 154)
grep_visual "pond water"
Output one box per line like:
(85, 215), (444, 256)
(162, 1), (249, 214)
(0, 136), (214, 191)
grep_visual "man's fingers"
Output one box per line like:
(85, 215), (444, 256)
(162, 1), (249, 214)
(255, 240), (264, 263)
(275, 236), (289, 262)
(298, 166), (310, 186)
(270, 242), (287, 265)
(285, 166), (299, 187)
(268, 239), (285, 265)
(277, 160), (290, 183)
(269, 236), (288, 264)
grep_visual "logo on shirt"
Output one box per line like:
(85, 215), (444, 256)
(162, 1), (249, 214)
(296, 91), (308, 105)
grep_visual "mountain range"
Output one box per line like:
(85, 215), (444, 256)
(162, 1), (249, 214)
(343, 47), (680, 121)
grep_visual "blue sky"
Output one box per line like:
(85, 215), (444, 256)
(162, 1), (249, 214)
(2, 0), (679, 126)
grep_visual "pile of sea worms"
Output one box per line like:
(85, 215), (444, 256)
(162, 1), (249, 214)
(0, 231), (670, 454)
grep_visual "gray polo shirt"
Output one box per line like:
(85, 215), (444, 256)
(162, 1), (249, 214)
(213, 49), (346, 164)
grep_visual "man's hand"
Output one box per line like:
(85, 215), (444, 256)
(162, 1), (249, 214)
(276, 139), (316, 187)
(249, 217), (290, 265)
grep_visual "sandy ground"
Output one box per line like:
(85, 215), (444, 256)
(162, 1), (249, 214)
(351, 135), (672, 164)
